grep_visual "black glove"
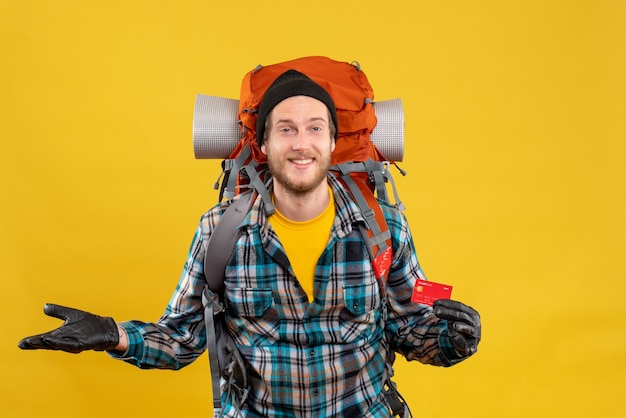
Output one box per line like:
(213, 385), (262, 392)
(18, 303), (119, 353)
(433, 299), (481, 356)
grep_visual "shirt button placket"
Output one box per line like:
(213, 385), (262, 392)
(309, 348), (319, 399)
(303, 316), (311, 345)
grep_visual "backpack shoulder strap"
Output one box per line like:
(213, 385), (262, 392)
(333, 164), (394, 290)
(204, 191), (255, 294)
(202, 190), (255, 411)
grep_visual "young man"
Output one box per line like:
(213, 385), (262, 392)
(19, 70), (481, 417)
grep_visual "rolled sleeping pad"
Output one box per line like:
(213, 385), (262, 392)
(192, 94), (405, 162)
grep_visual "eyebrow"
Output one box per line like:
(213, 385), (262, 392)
(274, 116), (328, 125)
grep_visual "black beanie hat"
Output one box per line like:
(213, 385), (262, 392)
(256, 69), (338, 146)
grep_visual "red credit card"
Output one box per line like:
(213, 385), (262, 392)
(411, 280), (453, 305)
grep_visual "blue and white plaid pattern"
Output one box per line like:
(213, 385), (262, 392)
(112, 174), (466, 417)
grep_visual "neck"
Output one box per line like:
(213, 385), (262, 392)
(272, 181), (330, 222)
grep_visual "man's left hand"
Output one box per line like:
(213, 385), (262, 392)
(433, 299), (481, 356)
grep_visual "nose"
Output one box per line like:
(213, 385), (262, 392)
(292, 130), (310, 151)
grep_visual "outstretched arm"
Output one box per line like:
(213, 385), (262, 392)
(19, 212), (219, 368)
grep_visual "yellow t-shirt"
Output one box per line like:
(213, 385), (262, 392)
(268, 189), (335, 302)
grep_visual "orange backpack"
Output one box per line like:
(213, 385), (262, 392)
(236, 56), (383, 166)
(211, 56), (405, 284)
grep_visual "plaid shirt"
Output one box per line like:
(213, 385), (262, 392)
(112, 174), (467, 417)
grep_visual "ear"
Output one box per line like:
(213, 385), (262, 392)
(330, 138), (336, 153)
(260, 140), (267, 155)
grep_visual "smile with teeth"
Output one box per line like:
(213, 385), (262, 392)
(290, 158), (314, 165)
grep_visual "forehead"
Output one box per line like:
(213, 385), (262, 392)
(271, 95), (329, 119)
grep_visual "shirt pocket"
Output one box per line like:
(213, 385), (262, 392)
(227, 287), (280, 344)
(342, 281), (380, 323)
(229, 288), (273, 316)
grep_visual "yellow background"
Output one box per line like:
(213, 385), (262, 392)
(2, 1), (625, 417)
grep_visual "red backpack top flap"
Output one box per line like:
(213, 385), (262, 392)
(236, 56), (385, 165)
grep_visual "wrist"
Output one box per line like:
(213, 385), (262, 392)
(114, 324), (128, 352)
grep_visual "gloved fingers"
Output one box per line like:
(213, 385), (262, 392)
(433, 299), (479, 316)
(18, 327), (80, 351)
(43, 303), (80, 322)
(433, 299), (480, 326)
(18, 335), (49, 350)
(19, 304), (83, 351)
(433, 306), (476, 325)
(457, 338), (478, 356)
(448, 324), (480, 356)
(19, 304), (117, 353)
(450, 321), (480, 340)
(41, 335), (85, 354)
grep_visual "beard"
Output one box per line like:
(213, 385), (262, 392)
(266, 149), (332, 197)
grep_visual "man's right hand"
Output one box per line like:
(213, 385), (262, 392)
(18, 304), (120, 353)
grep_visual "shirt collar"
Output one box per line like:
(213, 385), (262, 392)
(240, 173), (366, 240)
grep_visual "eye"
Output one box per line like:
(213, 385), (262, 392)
(311, 125), (329, 134)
